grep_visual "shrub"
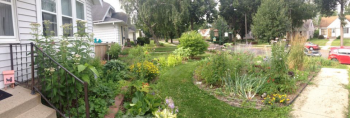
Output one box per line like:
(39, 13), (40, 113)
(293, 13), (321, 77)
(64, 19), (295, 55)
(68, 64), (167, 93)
(313, 30), (319, 38)
(318, 35), (325, 39)
(129, 60), (159, 82)
(129, 46), (147, 58)
(103, 60), (130, 81)
(108, 43), (122, 59)
(178, 31), (209, 57)
(137, 37), (151, 46)
(167, 54), (182, 67)
(270, 41), (289, 83)
(173, 47), (191, 60)
(337, 36), (341, 39)
(196, 53), (229, 85)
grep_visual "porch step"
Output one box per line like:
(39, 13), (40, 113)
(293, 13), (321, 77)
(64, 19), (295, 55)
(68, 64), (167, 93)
(16, 104), (56, 118)
(0, 86), (56, 118)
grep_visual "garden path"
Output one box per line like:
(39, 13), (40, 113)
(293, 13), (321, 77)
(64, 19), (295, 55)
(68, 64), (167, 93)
(291, 68), (348, 118)
(321, 38), (336, 50)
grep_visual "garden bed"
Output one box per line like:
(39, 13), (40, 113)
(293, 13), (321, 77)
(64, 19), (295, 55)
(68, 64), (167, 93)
(193, 68), (321, 109)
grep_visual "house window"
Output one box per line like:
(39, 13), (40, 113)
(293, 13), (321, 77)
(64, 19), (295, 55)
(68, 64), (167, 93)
(344, 28), (349, 34)
(0, 0), (15, 36)
(332, 29), (335, 33)
(42, 0), (57, 36)
(62, 0), (73, 36)
(76, 1), (84, 20)
(321, 29), (326, 35)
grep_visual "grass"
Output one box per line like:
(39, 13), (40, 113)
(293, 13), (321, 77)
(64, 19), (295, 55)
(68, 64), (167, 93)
(331, 39), (350, 46)
(156, 62), (291, 118)
(308, 38), (329, 46)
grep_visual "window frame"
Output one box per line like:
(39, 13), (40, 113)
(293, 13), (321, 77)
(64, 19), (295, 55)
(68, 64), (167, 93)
(344, 27), (349, 34)
(0, 0), (18, 40)
(37, 0), (87, 37)
(61, 0), (73, 37)
(41, 0), (58, 36)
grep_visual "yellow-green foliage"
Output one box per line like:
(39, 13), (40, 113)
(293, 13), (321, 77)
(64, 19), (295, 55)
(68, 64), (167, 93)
(288, 34), (307, 70)
(167, 54), (182, 67)
(178, 31), (209, 56)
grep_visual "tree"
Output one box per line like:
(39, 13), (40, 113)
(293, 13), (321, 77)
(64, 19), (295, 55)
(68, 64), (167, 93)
(315, 0), (349, 46)
(188, 0), (218, 30)
(252, 0), (290, 42)
(219, 0), (261, 39)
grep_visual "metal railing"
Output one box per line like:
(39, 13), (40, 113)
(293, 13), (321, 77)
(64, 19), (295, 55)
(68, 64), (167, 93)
(9, 43), (90, 118)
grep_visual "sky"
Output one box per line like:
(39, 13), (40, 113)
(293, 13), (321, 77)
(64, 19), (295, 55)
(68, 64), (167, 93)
(104, 0), (125, 13)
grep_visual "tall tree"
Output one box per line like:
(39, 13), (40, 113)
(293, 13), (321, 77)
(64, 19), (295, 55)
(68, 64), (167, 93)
(219, 0), (261, 39)
(188, 0), (218, 30)
(315, 0), (349, 46)
(252, 0), (291, 42)
(120, 0), (183, 45)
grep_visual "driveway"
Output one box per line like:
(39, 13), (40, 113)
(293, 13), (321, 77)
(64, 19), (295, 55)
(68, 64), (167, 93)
(291, 68), (349, 118)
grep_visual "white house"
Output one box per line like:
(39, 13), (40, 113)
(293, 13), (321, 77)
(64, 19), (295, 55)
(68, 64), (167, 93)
(319, 15), (350, 38)
(198, 29), (211, 39)
(92, 1), (129, 45)
(0, 0), (102, 89)
(295, 19), (315, 39)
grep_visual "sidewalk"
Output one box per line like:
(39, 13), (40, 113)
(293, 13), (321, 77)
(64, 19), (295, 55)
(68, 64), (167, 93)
(321, 38), (335, 50)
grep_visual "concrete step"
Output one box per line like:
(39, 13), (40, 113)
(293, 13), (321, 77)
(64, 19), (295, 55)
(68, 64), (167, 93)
(0, 86), (57, 118)
(0, 86), (41, 118)
(16, 104), (56, 118)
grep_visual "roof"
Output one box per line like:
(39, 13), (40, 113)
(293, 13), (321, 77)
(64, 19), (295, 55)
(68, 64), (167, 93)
(92, 2), (114, 21)
(295, 20), (313, 31)
(318, 15), (350, 27)
(111, 12), (128, 23)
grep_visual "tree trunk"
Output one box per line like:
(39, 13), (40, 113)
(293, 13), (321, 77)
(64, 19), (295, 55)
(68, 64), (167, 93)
(191, 17), (194, 30)
(171, 38), (173, 43)
(340, 0), (344, 47)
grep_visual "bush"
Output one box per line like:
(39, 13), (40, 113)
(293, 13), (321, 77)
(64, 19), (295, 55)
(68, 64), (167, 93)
(178, 31), (209, 57)
(318, 35), (325, 39)
(167, 54), (182, 67)
(173, 47), (191, 60)
(129, 60), (159, 82)
(103, 60), (130, 81)
(129, 46), (147, 58)
(108, 43), (122, 59)
(137, 37), (151, 46)
(337, 36), (341, 39)
(313, 30), (319, 38)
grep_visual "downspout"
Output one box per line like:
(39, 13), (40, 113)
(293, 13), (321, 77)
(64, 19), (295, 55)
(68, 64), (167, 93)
(121, 26), (124, 45)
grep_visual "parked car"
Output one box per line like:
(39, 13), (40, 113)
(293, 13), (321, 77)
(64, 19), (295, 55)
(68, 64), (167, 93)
(305, 42), (320, 50)
(328, 47), (350, 64)
(304, 48), (322, 57)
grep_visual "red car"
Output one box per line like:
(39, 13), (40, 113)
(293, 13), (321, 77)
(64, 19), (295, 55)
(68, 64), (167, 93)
(305, 42), (320, 50)
(328, 47), (350, 64)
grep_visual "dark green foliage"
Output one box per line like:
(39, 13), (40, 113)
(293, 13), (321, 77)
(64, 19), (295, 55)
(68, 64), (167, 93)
(318, 35), (325, 39)
(313, 30), (319, 38)
(124, 91), (161, 116)
(108, 43), (122, 59)
(337, 36), (341, 39)
(252, 0), (290, 42)
(137, 37), (150, 46)
(178, 31), (209, 57)
(103, 60), (131, 82)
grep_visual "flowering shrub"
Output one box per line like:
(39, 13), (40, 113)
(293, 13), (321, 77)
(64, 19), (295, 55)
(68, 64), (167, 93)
(130, 61), (159, 82)
(262, 94), (290, 105)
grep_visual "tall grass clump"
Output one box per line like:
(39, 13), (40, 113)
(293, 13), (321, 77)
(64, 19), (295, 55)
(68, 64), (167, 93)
(288, 34), (307, 70)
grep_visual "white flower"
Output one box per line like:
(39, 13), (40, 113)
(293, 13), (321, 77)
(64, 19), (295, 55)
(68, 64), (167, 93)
(257, 61), (262, 64)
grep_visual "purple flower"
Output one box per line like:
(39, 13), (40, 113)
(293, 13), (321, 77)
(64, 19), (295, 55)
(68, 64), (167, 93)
(166, 99), (169, 104)
(175, 108), (179, 113)
(168, 103), (175, 109)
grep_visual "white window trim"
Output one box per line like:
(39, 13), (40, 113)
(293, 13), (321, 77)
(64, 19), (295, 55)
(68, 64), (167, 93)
(36, 0), (87, 37)
(0, 0), (19, 41)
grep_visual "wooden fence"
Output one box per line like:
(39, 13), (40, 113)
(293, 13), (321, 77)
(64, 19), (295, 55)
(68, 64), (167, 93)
(95, 43), (113, 60)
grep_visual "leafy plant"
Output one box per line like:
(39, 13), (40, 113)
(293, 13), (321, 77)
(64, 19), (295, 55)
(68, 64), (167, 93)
(102, 60), (131, 82)
(173, 47), (191, 60)
(178, 31), (209, 57)
(130, 60), (159, 82)
(167, 54), (182, 67)
(108, 43), (122, 59)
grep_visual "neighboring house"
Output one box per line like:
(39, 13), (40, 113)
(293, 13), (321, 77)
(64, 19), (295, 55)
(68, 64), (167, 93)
(92, 1), (129, 45)
(319, 15), (350, 38)
(294, 19), (315, 39)
(128, 25), (138, 41)
(198, 29), (211, 39)
(0, 0), (102, 89)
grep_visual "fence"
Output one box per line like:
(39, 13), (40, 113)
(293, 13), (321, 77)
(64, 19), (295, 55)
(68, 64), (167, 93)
(94, 43), (114, 60)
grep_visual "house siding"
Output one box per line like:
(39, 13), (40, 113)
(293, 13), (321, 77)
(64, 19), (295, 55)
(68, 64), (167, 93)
(0, 0), (96, 89)
(324, 18), (350, 38)
(93, 23), (121, 44)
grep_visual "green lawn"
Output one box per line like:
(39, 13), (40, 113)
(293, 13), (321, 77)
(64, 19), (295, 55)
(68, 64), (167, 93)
(308, 38), (329, 46)
(156, 62), (291, 118)
(331, 39), (350, 46)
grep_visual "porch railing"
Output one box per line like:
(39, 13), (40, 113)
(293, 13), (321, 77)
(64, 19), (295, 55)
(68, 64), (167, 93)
(8, 43), (90, 118)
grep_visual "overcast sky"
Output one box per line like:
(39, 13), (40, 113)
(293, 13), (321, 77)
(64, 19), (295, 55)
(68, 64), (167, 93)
(104, 0), (125, 13)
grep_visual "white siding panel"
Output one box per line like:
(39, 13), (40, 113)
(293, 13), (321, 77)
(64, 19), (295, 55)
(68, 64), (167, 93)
(17, 1), (36, 10)
(18, 0), (36, 5)
(18, 15), (36, 22)
(17, 8), (36, 16)
(18, 21), (33, 28)
(93, 24), (119, 43)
